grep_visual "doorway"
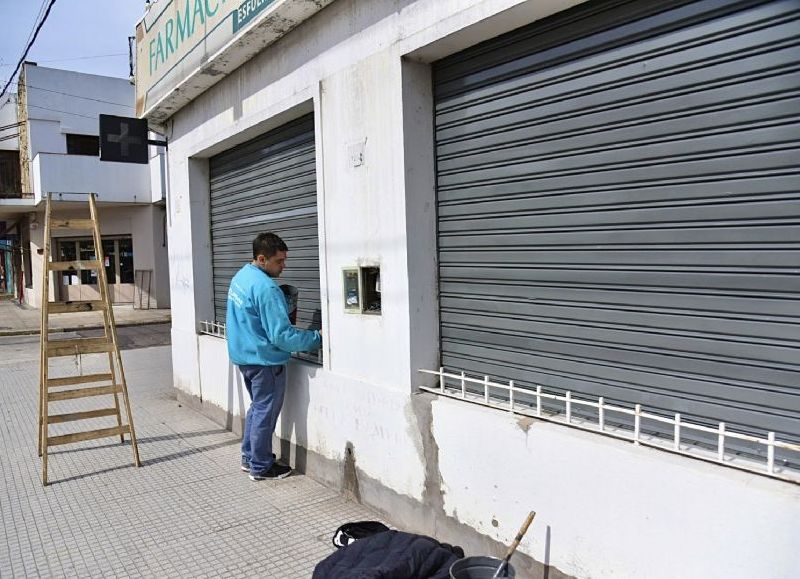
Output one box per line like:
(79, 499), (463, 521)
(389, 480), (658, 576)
(56, 236), (134, 303)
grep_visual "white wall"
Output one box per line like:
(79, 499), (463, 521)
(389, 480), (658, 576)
(0, 95), (19, 151)
(130, 203), (170, 308)
(32, 153), (151, 204)
(22, 65), (152, 205)
(23, 65), (134, 158)
(159, 0), (800, 577)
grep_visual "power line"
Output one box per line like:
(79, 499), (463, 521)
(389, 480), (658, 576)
(18, 0), (50, 68)
(26, 104), (97, 120)
(0, 0), (58, 103)
(5, 79), (132, 108)
(0, 121), (23, 132)
(0, 53), (128, 67)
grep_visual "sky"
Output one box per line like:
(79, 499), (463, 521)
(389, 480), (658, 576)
(0, 0), (147, 95)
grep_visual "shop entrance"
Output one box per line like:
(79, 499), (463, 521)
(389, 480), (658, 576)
(56, 236), (134, 303)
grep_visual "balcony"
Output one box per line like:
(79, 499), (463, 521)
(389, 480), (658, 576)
(32, 152), (154, 204)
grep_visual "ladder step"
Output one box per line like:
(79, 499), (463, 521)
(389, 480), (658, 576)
(48, 300), (106, 314)
(47, 373), (114, 387)
(48, 384), (122, 402)
(48, 408), (119, 424)
(49, 218), (95, 230)
(47, 337), (113, 357)
(48, 260), (102, 271)
(47, 425), (130, 447)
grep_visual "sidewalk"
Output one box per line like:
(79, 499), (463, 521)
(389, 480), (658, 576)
(0, 298), (171, 336)
(0, 341), (379, 577)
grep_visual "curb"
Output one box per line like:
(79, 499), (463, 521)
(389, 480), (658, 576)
(0, 318), (171, 337)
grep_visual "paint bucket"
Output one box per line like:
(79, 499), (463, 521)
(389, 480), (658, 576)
(280, 284), (298, 325)
(450, 556), (516, 579)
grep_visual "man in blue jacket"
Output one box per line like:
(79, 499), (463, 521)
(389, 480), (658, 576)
(226, 232), (321, 481)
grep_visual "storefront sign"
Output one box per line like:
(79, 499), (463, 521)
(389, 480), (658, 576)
(135, 0), (333, 122)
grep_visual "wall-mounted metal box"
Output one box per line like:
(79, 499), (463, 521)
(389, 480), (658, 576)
(342, 266), (381, 315)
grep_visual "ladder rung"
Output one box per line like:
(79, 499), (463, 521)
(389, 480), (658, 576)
(47, 384), (122, 401)
(47, 373), (113, 387)
(48, 408), (119, 424)
(48, 260), (101, 271)
(49, 218), (95, 230)
(47, 338), (112, 357)
(47, 300), (106, 314)
(47, 425), (130, 447)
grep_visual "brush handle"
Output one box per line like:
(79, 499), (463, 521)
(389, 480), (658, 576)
(492, 511), (536, 578)
(503, 511), (536, 561)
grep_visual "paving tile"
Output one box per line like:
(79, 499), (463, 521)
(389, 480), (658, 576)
(0, 344), (382, 577)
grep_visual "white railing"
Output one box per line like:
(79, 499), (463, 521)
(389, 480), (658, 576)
(199, 320), (226, 338)
(419, 367), (800, 484)
(199, 319), (322, 365)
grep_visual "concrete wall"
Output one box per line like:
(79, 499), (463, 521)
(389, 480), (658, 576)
(158, 1), (800, 577)
(32, 153), (151, 204)
(21, 65), (152, 204)
(0, 95), (19, 151)
(130, 203), (170, 308)
(23, 65), (134, 158)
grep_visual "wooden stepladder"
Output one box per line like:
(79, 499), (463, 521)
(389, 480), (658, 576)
(38, 193), (140, 485)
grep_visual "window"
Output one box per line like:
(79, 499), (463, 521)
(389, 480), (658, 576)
(78, 240), (98, 285)
(58, 241), (78, 286)
(102, 239), (116, 284)
(58, 236), (133, 286)
(118, 238), (134, 283)
(66, 134), (99, 156)
(0, 150), (21, 196)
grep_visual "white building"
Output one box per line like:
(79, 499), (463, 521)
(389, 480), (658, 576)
(0, 93), (22, 296)
(136, 1), (800, 577)
(0, 63), (169, 309)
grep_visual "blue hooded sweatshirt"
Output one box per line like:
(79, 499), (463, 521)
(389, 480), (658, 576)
(226, 263), (321, 366)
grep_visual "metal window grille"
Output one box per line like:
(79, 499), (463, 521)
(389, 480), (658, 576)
(420, 367), (800, 484)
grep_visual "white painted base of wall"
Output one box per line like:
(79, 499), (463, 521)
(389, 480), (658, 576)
(182, 334), (800, 579)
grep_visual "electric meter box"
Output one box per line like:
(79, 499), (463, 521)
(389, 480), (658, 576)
(342, 266), (381, 315)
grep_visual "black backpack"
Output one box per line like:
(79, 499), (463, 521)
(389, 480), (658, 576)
(332, 521), (391, 548)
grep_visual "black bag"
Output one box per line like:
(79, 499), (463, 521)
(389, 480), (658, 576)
(332, 521), (391, 548)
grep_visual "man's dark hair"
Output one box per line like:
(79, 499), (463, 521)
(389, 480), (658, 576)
(252, 232), (288, 259)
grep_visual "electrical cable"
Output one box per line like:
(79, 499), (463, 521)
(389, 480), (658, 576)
(0, 53), (127, 67)
(4, 79), (131, 108)
(26, 104), (97, 120)
(0, 0), (58, 103)
(0, 121), (23, 132)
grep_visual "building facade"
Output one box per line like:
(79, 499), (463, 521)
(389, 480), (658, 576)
(136, 1), (799, 577)
(0, 63), (169, 309)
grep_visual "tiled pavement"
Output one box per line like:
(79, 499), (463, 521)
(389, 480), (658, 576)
(0, 299), (171, 336)
(0, 339), (380, 577)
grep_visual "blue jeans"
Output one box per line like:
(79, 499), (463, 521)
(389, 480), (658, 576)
(239, 364), (286, 476)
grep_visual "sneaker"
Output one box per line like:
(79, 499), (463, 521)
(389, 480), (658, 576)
(240, 453), (277, 473)
(249, 463), (292, 481)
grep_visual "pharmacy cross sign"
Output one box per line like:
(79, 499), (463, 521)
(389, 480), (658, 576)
(99, 114), (150, 164)
(108, 122), (142, 156)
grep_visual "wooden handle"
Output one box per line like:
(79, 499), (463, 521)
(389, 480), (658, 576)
(502, 511), (536, 561)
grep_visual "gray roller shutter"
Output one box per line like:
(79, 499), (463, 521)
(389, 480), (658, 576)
(209, 114), (322, 356)
(433, 0), (800, 444)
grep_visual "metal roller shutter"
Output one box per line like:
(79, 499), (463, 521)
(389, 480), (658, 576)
(433, 0), (800, 443)
(209, 114), (322, 358)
